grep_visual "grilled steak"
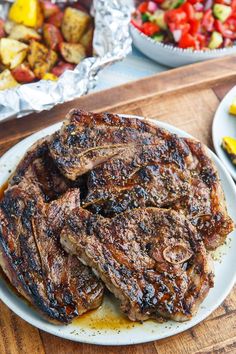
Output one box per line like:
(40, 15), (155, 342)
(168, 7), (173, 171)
(49, 109), (233, 250)
(10, 137), (85, 202)
(83, 144), (192, 215)
(48, 109), (192, 180)
(172, 138), (234, 249)
(61, 207), (214, 322)
(0, 184), (104, 323)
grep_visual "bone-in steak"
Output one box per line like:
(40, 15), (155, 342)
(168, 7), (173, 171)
(49, 109), (192, 180)
(10, 137), (85, 201)
(49, 110), (233, 250)
(0, 184), (103, 323)
(0, 139), (103, 323)
(61, 207), (214, 322)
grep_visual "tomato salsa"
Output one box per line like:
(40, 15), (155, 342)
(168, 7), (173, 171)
(131, 0), (236, 50)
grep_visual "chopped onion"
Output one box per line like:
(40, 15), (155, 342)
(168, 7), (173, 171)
(194, 2), (204, 11)
(204, 0), (213, 11)
(172, 29), (182, 42)
(147, 1), (158, 13)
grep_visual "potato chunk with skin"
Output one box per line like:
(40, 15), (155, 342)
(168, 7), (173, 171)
(43, 23), (63, 50)
(0, 38), (28, 69)
(4, 21), (15, 35)
(28, 40), (57, 78)
(41, 1), (60, 19)
(62, 7), (90, 43)
(9, 24), (41, 42)
(11, 63), (35, 83)
(80, 26), (93, 55)
(59, 42), (85, 64)
(0, 69), (19, 90)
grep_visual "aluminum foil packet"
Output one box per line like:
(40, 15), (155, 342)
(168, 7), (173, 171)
(0, 0), (133, 122)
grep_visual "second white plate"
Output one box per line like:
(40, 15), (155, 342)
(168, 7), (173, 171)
(212, 85), (236, 181)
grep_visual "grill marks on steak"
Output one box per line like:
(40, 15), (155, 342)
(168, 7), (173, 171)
(10, 137), (85, 202)
(83, 145), (191, 216)
(49, 109), (191, 180)
(61, 207), (214, 322)
(172, 138), (234, 249)
(1, 109), (233, 325)
(0, 185), (103, 323)
(49, 110), (233, 250)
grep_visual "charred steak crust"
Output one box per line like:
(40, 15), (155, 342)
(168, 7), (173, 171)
(9, 137), (85, 202)
(48, 109), (192, 180)
(61, 207), (214, 322)
(49, 109), (233, 250)
(0, 109), (233, 325)
(0, 185), (104, 323)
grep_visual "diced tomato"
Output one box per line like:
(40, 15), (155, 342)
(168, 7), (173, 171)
(196, 33), (207, 48)
(189, 18), (200, 35)
(181, 3), (195, 20)
(232, 0), (236, 11)
(202, 9), (214, 32)
(215, 18), (236, 39)
(142, 22), (160, 35)
(131, 0), (235, 50)
(138, 2), (148, 13)
(165, 8), (187, 25)
(178, 32), (197, 48)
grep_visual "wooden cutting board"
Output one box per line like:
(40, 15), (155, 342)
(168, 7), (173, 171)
(0, 55), (236, 354)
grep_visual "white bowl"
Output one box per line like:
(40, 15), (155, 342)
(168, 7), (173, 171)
(130, 23), (236, 67)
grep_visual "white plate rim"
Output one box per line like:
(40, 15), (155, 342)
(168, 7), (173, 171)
(0, 116), (235, 346)
(212, 85), (236, 181)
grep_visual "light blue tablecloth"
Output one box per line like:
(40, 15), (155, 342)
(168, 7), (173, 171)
(94, 47), (168, 91)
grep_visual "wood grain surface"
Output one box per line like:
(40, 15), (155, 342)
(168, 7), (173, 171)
(0, 55), (236, 354)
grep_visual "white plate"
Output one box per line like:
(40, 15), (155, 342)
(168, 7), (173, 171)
(0, 118), (236, 346)
(130, 24), (236, 67)
(213, 86), (236, 181)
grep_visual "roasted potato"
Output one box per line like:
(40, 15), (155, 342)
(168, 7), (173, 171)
(4, 21), (15, 35)
(9, 24), (41, 42)
(51, 61), (75, 77)
(0, 19), (6, 39)
(41, 1), (60, 19)
(0, 38), (28, 69)
(43, 23), (63, 50)
(80, 26), (93, 55)
(46, 11), (64, 28)
(28, 40), (57, 78)
(11, 63), (35, 83)
(9, 0), (43, 28)
(0, 69), (19, 90)
(59, 42), (86, 64)
(62, 7), (90, 43)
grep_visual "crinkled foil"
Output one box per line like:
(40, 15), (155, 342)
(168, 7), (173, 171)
(0, 0), (133, 122)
